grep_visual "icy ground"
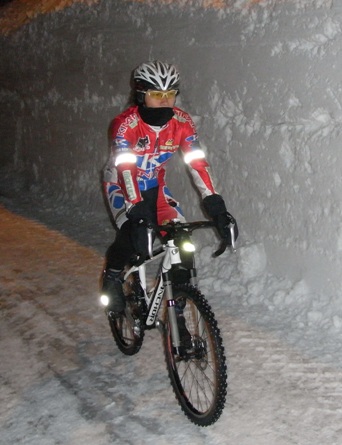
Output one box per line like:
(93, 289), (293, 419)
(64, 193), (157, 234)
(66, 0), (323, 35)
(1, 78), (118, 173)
(1, 182), (342, 444)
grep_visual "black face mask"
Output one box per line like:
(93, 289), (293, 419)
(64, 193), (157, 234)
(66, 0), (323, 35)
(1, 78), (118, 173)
(138, 106), (174, 126)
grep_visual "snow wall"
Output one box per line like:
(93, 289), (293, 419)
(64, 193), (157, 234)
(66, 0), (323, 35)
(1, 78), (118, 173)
(0, 0), (341, 301)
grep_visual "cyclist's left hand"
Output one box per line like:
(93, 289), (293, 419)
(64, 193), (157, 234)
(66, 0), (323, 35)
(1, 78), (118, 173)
(214, 212), (238, 245)
(203, 194), (238, 245)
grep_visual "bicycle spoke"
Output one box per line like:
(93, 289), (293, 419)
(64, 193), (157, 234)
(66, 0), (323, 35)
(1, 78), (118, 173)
(164, 284), (227, 426)
(107, 272), (145, 356)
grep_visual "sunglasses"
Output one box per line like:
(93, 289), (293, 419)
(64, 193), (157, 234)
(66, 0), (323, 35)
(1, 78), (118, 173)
(145, 90), (178, 100)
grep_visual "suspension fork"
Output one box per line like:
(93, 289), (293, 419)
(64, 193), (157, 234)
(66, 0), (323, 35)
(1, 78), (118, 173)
(189, 262), (198, 287)
(161, 240), (183, 350)
(179, 246), (198, 287)
(163, 270), (182, 350)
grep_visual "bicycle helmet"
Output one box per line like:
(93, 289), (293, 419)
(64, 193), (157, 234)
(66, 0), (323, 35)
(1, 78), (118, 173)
(133, 60), (180, 92)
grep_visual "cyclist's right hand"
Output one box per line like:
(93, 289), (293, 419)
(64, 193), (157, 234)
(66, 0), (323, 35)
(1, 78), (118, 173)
(127, 201), (155, 265)
(126, 201), (154, 224)
(129, 222), (150, 265)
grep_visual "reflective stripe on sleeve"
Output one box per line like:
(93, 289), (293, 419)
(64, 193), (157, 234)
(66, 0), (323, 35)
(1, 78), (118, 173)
(115, 152), (137, 167)
(183, 149), (206, 164)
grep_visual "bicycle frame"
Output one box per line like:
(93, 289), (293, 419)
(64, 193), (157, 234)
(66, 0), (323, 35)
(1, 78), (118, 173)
(105, 219), (234, 425)
(123, 237), (185, 348)
(122, 219), (235, 352)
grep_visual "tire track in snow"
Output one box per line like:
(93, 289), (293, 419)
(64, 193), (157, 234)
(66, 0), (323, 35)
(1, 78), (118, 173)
(223, 319), (342, 444)
(1, 205), (342, 445)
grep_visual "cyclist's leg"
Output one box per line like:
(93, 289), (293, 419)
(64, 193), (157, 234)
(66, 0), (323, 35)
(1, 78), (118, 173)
(141, 187), (159, 225)
(156, 186), (192, 348)
(102, 222), (134, 312)
(103, 187), (159, 312)
(156, 185), (186, 225)
(106, 187), (159, 268)
(106, 221), (135, 270)
(157, 184), (192, 273)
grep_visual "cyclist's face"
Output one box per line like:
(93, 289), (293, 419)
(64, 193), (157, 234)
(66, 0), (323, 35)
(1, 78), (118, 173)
(144, 90), (177, 108)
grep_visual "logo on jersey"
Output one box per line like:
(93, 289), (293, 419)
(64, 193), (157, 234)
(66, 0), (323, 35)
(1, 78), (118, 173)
(136, 136), (150, 151)
(113, 136), (130, 149)
(173, 112), (187, 123)
(185, 134), (198, 143)
(117, 114), (139, 136)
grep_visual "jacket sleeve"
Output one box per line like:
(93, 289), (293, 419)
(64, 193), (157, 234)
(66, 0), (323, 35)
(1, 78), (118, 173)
(109, 115), (142, 207)
(179, 113), (217, 198)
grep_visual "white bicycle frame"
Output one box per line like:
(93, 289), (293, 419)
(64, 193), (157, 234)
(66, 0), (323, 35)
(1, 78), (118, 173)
(123, 238), (184, 348)
(122, 220), (236, 351)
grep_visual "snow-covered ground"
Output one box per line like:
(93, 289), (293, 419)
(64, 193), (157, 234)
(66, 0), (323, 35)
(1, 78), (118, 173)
(1, 0), (342, 442)
(1, 182), (342, 444)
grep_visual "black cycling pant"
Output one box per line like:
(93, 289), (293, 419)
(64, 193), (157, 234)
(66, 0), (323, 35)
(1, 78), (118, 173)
(105, 187), (159, 271)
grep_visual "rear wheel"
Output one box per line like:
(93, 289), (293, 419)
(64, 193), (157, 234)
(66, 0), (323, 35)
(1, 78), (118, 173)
(164, 284), (227, 426)
(107, 272), (145, 356)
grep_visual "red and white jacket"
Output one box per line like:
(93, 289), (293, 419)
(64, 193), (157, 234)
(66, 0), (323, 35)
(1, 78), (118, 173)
(103, 105), (217, 226)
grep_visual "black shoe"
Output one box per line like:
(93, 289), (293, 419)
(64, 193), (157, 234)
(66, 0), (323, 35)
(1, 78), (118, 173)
(177, 315), (193, 350)
(102, 269), (126, 313)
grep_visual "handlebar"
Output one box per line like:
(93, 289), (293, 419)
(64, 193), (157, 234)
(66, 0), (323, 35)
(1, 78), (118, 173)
(148, 219), (237, 258)
(155, 220), (215, 234)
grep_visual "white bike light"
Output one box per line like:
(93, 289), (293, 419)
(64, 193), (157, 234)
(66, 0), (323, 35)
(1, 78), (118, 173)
(182, 241), (196, 252)
(100, 294), (110, 307)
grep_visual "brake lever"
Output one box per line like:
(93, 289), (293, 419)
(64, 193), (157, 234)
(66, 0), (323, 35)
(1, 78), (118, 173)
(229, 222), (237, 253)
(212, 222), (237, 257)
(147, 224), (154, 258)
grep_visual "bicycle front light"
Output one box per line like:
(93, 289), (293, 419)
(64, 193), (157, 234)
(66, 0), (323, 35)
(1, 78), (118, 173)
(182, 241), (196, 252)
(100, 294), (110, 307)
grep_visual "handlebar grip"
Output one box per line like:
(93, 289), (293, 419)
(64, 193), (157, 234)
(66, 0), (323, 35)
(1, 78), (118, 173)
(213, 240), (229, 257)
(213, 222), (237, 257)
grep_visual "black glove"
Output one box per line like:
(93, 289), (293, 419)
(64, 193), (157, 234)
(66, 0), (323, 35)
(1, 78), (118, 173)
(203, 194), (238, 245)
(126, 201), (154, 224)
(127, 201), (154, 265)
(129, 223), (150, 265)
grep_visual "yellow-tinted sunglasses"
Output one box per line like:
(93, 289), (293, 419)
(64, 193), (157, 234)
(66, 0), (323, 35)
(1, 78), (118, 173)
(145, 90), (178, 100)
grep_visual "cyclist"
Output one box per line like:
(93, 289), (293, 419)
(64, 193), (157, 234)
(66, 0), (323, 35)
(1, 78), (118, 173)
(102, 60), (238, 318)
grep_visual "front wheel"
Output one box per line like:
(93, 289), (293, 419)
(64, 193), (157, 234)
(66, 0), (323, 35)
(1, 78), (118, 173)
(164, 284), (227, 426)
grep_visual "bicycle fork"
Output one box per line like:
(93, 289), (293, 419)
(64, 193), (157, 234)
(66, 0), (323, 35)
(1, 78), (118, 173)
(164, 275), (182, 351)
(144, 239), (184, 352)
(162, 240), (183, 353)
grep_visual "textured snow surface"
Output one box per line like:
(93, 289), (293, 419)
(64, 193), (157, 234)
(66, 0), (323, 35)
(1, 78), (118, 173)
(1, 200), (342, 445)
(1, 0), (342, 441)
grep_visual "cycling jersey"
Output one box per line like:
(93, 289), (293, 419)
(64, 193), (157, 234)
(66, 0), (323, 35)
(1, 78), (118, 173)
(103, 105), (217, 227)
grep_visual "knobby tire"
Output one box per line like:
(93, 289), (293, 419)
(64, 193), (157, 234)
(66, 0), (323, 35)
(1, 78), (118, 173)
(164, 284), (228, 426)
(107, 272), (145, 356)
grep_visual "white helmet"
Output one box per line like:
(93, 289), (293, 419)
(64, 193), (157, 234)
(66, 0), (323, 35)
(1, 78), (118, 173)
(134, 60), (180, 91)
